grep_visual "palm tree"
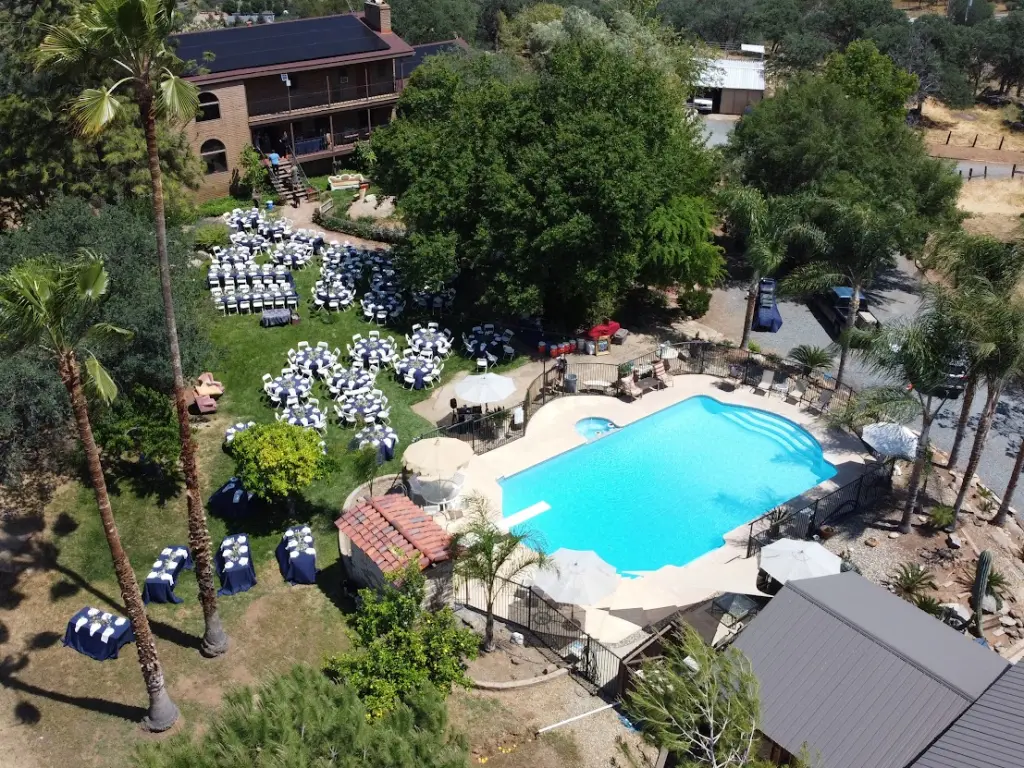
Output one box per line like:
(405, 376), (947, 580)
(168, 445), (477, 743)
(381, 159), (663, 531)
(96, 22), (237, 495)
(853, 290), (964, 532)
(39, 0), (228, 657)
(890, 563), (936, 602)
(0, 255), (179, 731)
(718, 188), (824, 349)
(789, 344), (835, 377)
(448, 495), (550, 652)
(995, 434), (1024, 527)
(925, 233), (1024, 469)
(783, 200), (900, 388)
(949, 286), (1024, 527)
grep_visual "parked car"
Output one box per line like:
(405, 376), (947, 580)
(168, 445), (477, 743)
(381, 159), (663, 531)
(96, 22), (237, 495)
(812, 287), (879, 336)
(692, 98), (713, 113)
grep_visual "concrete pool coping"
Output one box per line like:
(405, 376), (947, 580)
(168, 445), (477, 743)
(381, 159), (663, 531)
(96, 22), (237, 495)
(452, 374), (873, 646)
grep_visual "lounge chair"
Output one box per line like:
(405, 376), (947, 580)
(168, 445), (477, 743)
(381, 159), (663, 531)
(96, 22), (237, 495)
(771, 375), (790, 397)
(786, 379), (808, 404)
(810, 389), (833, 413)
(753, 370), (775, 395)
(653, 360), (673, 388)
(617, 375), (643, 401)
(197, 372), (225, 396)
(190, 388), (218, 415)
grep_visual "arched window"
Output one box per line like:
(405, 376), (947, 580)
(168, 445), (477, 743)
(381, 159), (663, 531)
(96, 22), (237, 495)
(200, 139), (228, 174)
(197, 92), (220, 122)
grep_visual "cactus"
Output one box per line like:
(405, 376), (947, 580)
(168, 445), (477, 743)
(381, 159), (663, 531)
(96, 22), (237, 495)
(973, 550), (993, 637)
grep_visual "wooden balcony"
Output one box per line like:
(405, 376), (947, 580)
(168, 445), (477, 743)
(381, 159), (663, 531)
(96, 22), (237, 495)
(247, 80), (402, 125)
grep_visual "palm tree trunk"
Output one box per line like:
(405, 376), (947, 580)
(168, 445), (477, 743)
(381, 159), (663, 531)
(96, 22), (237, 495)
(484, 597), (496, 652)
(946, 375), (977, 468)
(740, 273), (760, 349)
(994, 436), (1024, 527)
(140, 96), (227, 657)
(953, 379), (1003, 526)
(59, 353), (179, 732)
(834, 285), (860, 389)
(900, 404), (935, 533)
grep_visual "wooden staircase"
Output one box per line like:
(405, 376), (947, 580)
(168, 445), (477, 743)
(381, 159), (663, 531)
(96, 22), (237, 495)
(267, 157), (319, 206)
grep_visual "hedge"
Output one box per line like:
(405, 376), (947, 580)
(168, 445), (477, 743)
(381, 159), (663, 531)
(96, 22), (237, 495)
(313, 208), (406, 244)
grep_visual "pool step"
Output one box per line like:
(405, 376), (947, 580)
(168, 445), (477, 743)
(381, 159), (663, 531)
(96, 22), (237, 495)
(718, 408), (819, 455)
(501, 501), (550, 531)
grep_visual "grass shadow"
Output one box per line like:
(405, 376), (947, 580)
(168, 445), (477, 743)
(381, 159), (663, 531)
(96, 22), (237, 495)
(52, 564), (202, 652)
(315, 558), (358, 617)
(103, 460), (184, 508)
(0, 654), (147, 724)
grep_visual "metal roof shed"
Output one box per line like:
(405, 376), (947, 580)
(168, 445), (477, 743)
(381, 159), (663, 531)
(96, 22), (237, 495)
(733, 572), (1008, 768)
(696, 58), (766, 92)
(909, 662), (1024, 768)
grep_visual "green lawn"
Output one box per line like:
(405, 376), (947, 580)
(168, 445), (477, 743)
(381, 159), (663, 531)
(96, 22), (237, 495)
(4, 245), (526, 767)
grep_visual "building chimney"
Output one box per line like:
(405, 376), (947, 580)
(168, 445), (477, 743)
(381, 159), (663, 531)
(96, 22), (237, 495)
(363, 0), (391, 34)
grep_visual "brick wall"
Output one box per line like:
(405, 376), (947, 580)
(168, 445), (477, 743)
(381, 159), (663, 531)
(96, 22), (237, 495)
(189, 81), (250, 201)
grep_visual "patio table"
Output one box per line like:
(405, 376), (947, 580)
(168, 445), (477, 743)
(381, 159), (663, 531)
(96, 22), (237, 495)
(355, 423), (399, 460)
(293, 347), (336, 374)
(275, 526), (317, 585)
(224, 421), (256, 444)
(63, 607), (134, 661)
(328, 367), (374, 393)
(352, 337), (397, 365)
(268, 374), (311, 401)
(282, 403), (325, 428)
(395, 358), (437, 390)
(217, 535), (257, 596)
(341, 392), (385, 419)
(142, 545), (193, 604)
(410, 327), (450, 356)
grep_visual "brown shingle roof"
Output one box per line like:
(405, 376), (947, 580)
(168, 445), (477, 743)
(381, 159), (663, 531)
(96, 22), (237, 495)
(335, 496), (450, 572)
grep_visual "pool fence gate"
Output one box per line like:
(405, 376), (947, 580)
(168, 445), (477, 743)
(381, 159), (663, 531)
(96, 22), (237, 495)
(456, 574), (626, 696)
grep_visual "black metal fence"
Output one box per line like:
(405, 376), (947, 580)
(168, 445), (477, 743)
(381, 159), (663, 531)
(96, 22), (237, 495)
(457, 575), (624, 695)
(745, 458), (896, 557)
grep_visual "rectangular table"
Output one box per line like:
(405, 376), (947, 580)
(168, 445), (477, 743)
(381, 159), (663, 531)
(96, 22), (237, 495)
(63, 607), (134, 661)
(261, 308), (291, 327)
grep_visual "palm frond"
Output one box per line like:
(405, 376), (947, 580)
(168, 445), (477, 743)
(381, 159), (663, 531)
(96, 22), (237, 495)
(69, 84), (130, 135)
(780, 262), (844, 298)
(158, 70), (199, 124)
(37, 22), (91, 68)
(85, 354), (119, 404)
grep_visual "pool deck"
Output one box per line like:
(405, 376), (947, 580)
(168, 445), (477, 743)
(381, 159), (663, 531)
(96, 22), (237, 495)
(454, 374), (873, 646)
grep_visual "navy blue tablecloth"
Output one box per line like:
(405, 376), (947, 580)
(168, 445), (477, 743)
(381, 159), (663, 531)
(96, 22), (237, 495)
(142, 545), (193, 604)
(63, 607), (134, 661)
(275, 528), (317, 585)
(217, 535), (257, 596)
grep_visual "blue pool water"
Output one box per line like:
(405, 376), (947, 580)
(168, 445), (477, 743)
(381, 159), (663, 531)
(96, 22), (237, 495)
(501, 396), (837, 573)
(576, 417), (619, 441)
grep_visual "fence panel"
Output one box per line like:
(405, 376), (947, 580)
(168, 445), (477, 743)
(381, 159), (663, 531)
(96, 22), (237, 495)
(457, 575), (623, 695)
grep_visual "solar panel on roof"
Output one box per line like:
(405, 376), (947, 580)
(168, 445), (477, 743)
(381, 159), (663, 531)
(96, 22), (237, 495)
(172, 15), (390, 75)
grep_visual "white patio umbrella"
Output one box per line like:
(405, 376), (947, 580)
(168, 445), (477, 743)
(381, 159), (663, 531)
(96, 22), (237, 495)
(861, 422), (918, 460)
(454, 373), (517, 405)
(403, 437), (474, 479)
(531, 548), (621, 608)
(759, 538), (842, 584)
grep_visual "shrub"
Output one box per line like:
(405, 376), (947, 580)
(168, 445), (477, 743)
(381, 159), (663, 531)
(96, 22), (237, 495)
(132, 665), (469, 768)
(747, 341), (761, 354)
(789, 344), (835, 375)
(677, 289), (711, 318)
(230, 423), (325, 513)
(915, 595), (944, 617)
(891, 562), (936, 601)
(194, 195), (251, 219)
(313, 207), (406, 244)
(192, 222), (230, 252)
(324, 562), (478, 717)
(928, 504), (956, 530)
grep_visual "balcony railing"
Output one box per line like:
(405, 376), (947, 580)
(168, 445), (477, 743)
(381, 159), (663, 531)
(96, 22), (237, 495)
(290, 128), (373, 157)
(247, 79), (401, 120)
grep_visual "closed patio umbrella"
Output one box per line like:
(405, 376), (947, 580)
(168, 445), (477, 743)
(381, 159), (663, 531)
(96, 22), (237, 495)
(403, 437), (474, 480)
(531, 548), (621, 608)
(758, 538), (842, 584)
(861, 422), (918, 460)
(454, 373), (517, 405)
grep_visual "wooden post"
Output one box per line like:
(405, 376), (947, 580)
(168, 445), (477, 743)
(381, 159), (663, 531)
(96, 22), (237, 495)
(972, 133), (979, 147)
(999, 136), (1005, 150)
(984, 165), (988, 178)
(946, 131), (952, 144)
(968, 167), (973, 180)
(325, 72), (331, 107)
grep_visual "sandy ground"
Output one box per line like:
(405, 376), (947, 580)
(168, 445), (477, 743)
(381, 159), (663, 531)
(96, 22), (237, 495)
(922, 98), (1024, 154)
(959, 178), (1024, 240)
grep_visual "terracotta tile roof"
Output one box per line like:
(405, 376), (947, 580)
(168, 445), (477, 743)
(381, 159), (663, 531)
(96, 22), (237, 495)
(335, 496), (450, 572)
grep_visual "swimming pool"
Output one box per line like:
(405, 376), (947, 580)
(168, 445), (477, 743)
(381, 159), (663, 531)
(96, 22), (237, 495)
(576, 417), (619, 441)
(500, 395), (837, 573)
